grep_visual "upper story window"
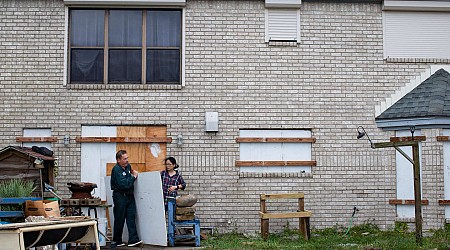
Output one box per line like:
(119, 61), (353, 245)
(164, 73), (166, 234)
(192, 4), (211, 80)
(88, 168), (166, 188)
(383, 0), (450, 60)
(69, 8), (182, 85)
(265, 0), (301, 43)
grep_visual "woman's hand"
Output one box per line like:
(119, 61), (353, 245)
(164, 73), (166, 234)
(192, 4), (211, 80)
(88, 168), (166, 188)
(168, 185), (178, 193)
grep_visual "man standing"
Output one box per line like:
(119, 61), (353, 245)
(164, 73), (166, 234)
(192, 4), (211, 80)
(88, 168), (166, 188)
(111, 150), (142, 247)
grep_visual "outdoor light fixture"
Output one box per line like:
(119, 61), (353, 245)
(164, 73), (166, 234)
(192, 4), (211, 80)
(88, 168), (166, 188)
(64, 135), (70, 146)
(176, 134), (183, 146)
(356, 126), (375, 149)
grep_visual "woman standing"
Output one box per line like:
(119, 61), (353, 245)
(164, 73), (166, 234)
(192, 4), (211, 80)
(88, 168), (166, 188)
(161, 156), (186, 210)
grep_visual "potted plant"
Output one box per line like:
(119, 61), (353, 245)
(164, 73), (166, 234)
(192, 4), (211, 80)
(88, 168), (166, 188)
(0, 179), (37, 223)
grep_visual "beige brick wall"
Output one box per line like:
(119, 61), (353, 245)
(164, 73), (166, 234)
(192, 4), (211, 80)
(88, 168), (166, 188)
(0, 0), (446, 233)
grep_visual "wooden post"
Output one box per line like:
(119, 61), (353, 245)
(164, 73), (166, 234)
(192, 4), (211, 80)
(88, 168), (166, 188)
(374, 141), (422, 245)
(260, 195), (269, 240)
(298, 197), (307, 240)
(412, 143), (422, 244)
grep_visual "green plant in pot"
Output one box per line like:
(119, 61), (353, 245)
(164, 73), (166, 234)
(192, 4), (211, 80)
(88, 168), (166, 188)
(0, 179), (37, 223)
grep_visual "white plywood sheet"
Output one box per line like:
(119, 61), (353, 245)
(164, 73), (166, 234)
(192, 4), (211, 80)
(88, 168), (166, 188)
(395, 130), (422, 218)
(443, 129), (450, 218)
(105, 171), (167, 246)
(81, 126), (117, 200)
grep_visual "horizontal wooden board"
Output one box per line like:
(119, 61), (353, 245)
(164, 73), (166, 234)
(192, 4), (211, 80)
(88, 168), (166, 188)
(373, 141), (419, 148)
(390, 136), (426, 142)
(438, 200), (450, 205)
(437, 136), (450, 142)
(75, 137), (172, 143)
(235, 160), (316, 167)
(16, 137), (58, 142)
(259, 211), (312, 219)
(261, 193), (304, 200)
(388, 199), (428, 205)
(106, 163), (146, 176)
(236, 137), (316, 143)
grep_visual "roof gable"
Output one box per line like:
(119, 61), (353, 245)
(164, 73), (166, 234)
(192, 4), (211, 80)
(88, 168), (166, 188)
(376, 69), (450, 129)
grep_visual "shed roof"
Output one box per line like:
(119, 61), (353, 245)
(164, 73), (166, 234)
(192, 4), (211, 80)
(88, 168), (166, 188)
(0, 146), (55, 161)
(375, 69), (450, 130)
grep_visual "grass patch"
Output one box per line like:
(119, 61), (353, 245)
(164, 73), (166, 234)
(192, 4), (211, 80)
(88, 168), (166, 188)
(203, 222), (450, 250)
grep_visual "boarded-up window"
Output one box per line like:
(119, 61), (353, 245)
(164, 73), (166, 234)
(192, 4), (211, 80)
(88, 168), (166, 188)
(237, 129), (314, 173)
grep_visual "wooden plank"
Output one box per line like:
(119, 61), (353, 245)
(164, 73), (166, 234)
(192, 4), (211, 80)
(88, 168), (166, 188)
(437, 136), (450, 141)
(106, 163), (145, 176)
(75, 137), (172, 143)
(259, 211), (312, 219)
(390, 136), (426, 142)
(388, 199), (429, 205)
(235, 160), (316, 167)
(117, 126), (147, 165)
(373, 141), (418, 148)
(16, 137), (58, 142)
(145, 126), (167, 172)
(235, 137), (316, 143)
(261, 193), (304, 200)
(438, 200), (450, 205)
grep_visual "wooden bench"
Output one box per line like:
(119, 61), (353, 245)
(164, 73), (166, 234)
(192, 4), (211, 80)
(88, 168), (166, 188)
(0, 197), (41, 223)
(259, 193), (312, 240)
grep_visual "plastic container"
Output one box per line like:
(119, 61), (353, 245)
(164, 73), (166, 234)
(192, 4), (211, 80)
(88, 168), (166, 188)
(98, 218), (108, 246)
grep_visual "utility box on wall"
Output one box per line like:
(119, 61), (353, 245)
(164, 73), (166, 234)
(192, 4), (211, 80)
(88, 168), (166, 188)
(205, 112), (219, 132)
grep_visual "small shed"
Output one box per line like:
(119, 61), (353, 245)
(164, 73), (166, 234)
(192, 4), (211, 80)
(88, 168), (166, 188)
(0, 146), (56, 197)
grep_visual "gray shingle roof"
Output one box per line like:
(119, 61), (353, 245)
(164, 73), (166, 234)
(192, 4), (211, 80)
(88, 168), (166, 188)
(376, 69), (450, 120)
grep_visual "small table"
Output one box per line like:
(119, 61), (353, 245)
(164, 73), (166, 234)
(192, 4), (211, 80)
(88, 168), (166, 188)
(0, 218), (99, 250)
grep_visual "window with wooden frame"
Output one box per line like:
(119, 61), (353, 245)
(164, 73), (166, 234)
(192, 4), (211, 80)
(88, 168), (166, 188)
(68, 8), (182, 85)
(236, 129), (316, 174)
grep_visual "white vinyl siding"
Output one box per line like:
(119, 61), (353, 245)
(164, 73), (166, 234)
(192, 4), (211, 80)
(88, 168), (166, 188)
(383, 11), (450, 59)
(265, 9), (300, 42)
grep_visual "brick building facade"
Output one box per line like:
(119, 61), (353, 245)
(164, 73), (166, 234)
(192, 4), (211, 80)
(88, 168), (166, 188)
(1, 0), (449, 234)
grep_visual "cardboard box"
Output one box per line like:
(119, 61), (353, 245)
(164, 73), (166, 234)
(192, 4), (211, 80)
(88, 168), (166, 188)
(25, 200), (60, 218)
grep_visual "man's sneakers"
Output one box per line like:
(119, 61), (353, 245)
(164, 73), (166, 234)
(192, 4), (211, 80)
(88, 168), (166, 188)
(111, 242), (125, 247)
(128, 240), (143, 247)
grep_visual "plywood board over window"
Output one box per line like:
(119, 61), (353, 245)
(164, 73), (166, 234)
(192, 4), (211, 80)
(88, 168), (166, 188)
(80, 125), (170, 202)
(116, 126), (167, 172)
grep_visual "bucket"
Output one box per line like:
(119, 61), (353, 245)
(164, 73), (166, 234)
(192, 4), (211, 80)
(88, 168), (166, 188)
(98, 218), (108, 246)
